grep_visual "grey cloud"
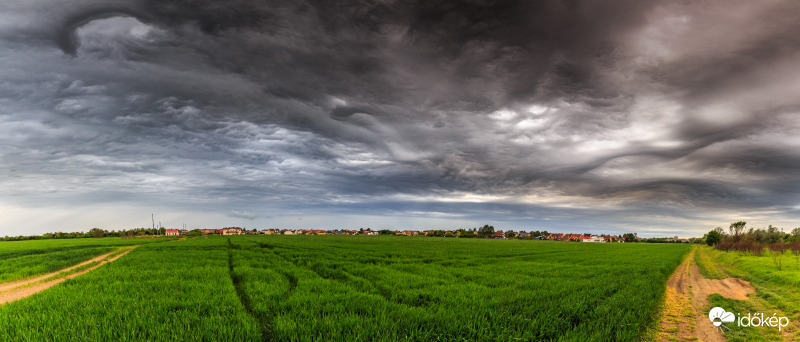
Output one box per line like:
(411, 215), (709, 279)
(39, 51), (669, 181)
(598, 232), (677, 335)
(2, 0), (800, 235)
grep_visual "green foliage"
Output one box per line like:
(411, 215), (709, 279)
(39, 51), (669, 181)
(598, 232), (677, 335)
(623, 233), (637, 242)
(89, 228), (104, 238)
(185, 230), (203, 238)
(477, 224), (494, 238)
(707, 230), (722, 246)
(730, 221), (747, 240)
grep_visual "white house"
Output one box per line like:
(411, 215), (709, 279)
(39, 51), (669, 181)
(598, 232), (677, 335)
(582, 236), (606, 243)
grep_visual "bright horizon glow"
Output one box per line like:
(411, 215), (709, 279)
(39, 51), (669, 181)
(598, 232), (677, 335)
(3, 1), (800, 238)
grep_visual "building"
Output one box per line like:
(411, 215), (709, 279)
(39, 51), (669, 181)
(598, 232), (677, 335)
(260, 229), (280, 235)
(221, 227), (243, 235)
(200, 229), (216, 235)
(582, 236), (606, 243)
(165, 229), (180, 236)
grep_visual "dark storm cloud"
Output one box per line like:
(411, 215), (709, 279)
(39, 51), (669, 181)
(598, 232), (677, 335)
(3, 0), (800, 235)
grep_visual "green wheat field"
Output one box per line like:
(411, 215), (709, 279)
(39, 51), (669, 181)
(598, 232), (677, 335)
(0, 236), (690, 341)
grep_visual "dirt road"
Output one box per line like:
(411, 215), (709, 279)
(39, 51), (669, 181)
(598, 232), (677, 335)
(658, 247), (756, 341)
(0, 246), (137, 305)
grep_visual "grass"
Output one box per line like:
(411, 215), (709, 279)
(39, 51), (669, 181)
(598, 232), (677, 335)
(0, 238), (160, 283)
(0, 236), (690, 341)
(230, 236), (690, 341)
(39, 261), (101, 283)
(700, 246), (800, 341)
(0, 238), (260, 341)
(694, 246), (726, 279)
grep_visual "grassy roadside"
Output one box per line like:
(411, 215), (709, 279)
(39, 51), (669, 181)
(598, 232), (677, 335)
(694, 245), (726, 279)
(699, 246), (798, 341)
(646, 245), (695, 342)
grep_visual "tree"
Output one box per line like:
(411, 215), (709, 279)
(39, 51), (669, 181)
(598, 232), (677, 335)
(706, 230), (722, 246)
(477, 225), (495, 238)
(729, 221), (746, 242)
(623, 233), (636, 242)
(89, 228), (104, 238)
(504, 230), (516, 239)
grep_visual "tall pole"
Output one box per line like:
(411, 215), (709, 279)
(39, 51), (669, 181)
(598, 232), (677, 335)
(152, 214), (155, 230)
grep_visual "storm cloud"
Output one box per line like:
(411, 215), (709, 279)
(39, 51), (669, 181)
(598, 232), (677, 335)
(2, 0), (800, 236)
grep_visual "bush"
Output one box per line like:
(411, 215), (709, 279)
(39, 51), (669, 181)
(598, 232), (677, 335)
(768, 242), (788, 270)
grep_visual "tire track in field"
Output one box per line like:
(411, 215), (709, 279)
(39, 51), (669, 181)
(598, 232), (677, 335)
(248, 243), (299, 299)
(0, 248), (118, 293)
(227, 238), (273, 342)
(270, 247), (439, 309)
(0, 246), (137, 305)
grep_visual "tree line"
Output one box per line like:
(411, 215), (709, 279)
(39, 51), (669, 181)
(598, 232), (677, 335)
(1, 227), (170, 241)
(704, 221), (800, 270)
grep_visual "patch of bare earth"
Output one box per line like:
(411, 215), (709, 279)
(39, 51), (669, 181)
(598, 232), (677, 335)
(0, 246), (137, 305)
(658, 248), (756, 342)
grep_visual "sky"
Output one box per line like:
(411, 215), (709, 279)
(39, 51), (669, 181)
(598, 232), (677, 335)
(2, 0), (800, 237)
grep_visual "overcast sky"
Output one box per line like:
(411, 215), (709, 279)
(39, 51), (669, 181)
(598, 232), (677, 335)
(2, 0), (800, 237)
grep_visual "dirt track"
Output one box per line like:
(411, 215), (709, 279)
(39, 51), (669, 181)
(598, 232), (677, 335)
(658, 247), (756, 342)
(0, 247), (137, 305)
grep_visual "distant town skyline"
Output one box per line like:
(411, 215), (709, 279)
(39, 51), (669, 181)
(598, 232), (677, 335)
(3, 0), (800, 237)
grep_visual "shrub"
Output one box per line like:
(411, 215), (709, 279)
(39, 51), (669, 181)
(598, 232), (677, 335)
(768, 242), (788, 270)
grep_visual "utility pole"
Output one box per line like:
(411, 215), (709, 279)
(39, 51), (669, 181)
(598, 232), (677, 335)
(152, 214), (155, 230)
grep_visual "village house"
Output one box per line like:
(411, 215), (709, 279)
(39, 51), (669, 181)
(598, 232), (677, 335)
(200, 229), (216, 235)
(221, 227), (243, 235)
(165, 229), (180, 237)
(281, 229), (296, 235)
(582, 236), (606, 243)
(260, 229), (280, 235)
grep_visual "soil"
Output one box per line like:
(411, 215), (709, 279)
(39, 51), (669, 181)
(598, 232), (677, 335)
(658, 247), (756, 342)
(0, 247), (137, 305)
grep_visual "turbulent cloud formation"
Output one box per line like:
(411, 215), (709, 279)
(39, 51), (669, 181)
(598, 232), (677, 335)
(2, 0), (800, 236)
